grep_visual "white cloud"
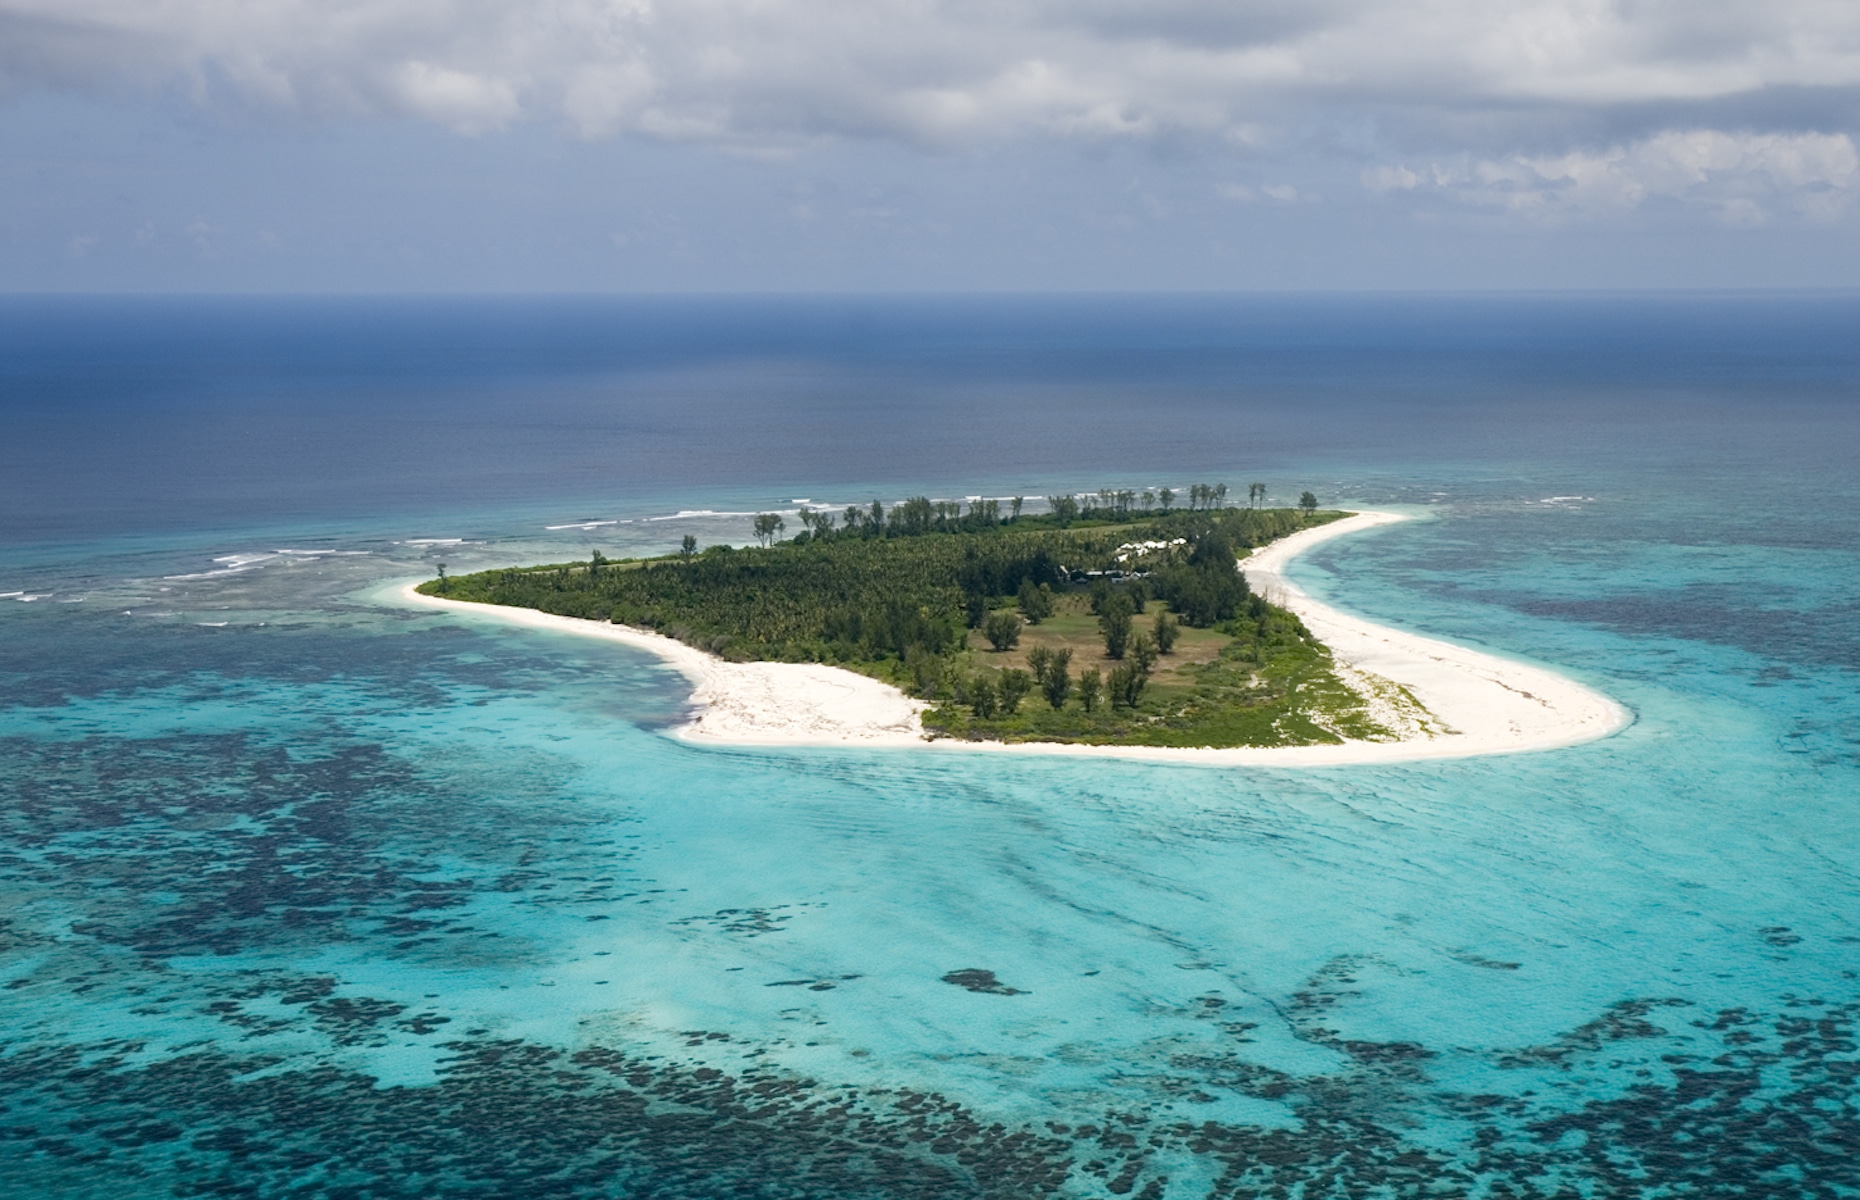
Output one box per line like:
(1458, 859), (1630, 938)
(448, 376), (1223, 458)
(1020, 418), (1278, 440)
(1373, 130), (1860, 224)
(2, 0), (1859, 227)
(0, 1), (1854, 144)
(392, 61), (521, 134)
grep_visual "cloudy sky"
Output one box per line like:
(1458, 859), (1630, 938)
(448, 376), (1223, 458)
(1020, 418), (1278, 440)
(4, 0), (1858, 290)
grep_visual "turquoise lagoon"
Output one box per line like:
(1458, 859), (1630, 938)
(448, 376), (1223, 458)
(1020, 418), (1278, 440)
(1, 295), (1856, 1197)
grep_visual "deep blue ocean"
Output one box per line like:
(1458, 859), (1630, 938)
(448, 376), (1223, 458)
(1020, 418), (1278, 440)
(2, 294), (1857, 1198)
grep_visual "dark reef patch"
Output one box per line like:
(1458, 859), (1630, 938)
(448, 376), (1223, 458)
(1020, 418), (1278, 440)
(941, 969), (1026, 996)
(5, 999), (1859, 1198)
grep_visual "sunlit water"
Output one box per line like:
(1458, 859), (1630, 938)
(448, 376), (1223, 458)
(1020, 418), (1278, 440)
(2, 296), (1856, 1197)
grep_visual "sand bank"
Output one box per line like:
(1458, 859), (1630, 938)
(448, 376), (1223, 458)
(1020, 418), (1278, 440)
(1232, 511), (1630, 762)
(396, 582), (927, 746)
(394, 511), (1627, 765)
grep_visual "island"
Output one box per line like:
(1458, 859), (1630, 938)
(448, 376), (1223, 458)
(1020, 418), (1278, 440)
(418, 493), (1427, 749)
(404, 489), (1627, 762)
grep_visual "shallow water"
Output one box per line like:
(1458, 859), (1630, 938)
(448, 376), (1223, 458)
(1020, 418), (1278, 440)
(2, 296), (1857, 1197)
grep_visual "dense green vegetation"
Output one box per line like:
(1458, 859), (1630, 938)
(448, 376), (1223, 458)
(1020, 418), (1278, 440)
(422, 493), (1417, 747)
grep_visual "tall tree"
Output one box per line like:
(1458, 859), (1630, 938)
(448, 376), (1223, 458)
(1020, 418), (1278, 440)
(1040, 648), (1073, 709)
(1159, 487), (1175, 511)
(752, 513), (785, 547)
(1018, 579), (1053, 622)
(680, 534), (698, 557)
(1300, 491), (1318, 516)
(998, 669), (1032, 715)
(1100, 599), (1133, 659)
(1108, 663), (1147, 709)
(1153, 611), (1179, 654)
(983, 610), (1022, 651)
(1078, 667), (1102, 713)
(1045, 495), (1079, 525)
(966, 673), (999, 719)
(1130, 631), (1158, 675)
(1010, 496), (1024, 521)
(889, 496), (935, 537)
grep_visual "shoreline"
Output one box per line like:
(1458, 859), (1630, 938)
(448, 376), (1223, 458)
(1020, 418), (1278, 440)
(393, 510), (1629, 765)
(395, 581), (929, 746)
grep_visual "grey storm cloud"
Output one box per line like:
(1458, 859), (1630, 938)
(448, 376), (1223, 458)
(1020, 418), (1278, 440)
(4, 0), (1859, 222)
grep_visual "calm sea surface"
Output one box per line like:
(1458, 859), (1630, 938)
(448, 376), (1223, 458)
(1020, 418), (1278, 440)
(2, 295), (1857, 1197)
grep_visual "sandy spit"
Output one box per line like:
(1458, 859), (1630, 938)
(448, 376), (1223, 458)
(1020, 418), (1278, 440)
(395, 582), (929, 746)
(392, 511), (1628, 765)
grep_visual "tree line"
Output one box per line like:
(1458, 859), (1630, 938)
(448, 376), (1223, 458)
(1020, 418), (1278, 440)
(744, 483), (1322, 545)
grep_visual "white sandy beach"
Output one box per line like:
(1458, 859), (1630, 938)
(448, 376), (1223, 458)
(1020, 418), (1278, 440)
(397, 582), (930, 746)
(395, 510), (1627, 765)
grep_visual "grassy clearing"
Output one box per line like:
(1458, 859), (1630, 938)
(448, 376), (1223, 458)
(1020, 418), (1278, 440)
(920, 589), (1403, 747)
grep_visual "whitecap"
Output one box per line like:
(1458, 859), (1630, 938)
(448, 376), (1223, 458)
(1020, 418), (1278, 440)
(646, 510), (760, 521)
(163, 548), (372, 580)
(545, 520), (619, 531)
(195, 622), (229, 628)
(164, 553), (282, 580)
(0, 591), (21, 598)
(402, 538), (466, 545)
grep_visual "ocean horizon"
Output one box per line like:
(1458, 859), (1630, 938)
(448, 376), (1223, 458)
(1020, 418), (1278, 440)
(3, 293), (1857, 1197)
